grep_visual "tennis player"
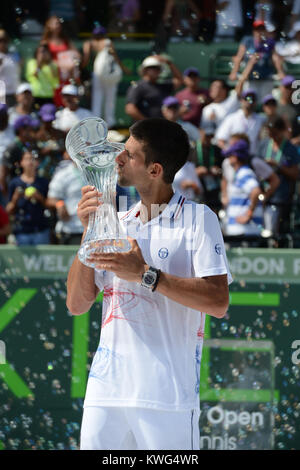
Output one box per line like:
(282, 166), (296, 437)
(66, 118), (232, 450)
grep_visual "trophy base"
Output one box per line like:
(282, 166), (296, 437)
(78, 238), (131, 268)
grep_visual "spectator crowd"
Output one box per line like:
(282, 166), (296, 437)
(1, 1), (300, 248)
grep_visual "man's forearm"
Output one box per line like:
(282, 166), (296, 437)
(155, 272), (229, 318)
(66, 231), (99, 315)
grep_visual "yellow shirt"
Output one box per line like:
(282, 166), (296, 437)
(25, 59), (59, 98)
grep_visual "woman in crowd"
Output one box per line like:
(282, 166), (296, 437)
(41, 15), (81, 107)
(25, 42), (59, 107)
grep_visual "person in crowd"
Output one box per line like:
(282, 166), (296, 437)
(276, 75), (300, 145)
(229, 20), (282, 100)
(41, 15), (81, 106)
(256, 116), (300, 237)
(260, 94), (280, 140)
(82, 25), (130, 128)
(221, 133), (280, 219)
(0, 115), (38, 199)
(161, 96), (200, 144)
(125, 55), (183, 121)
(6, 149), (50, 246)
(222, 139), (263, 239)
(25, 42), (59, 108)
(0, 104), (15, 173)
(201, 54), (259, 133)
(35, 104), (66, 180)
(0, 203), (10, 243)
(47, 151), (84, 245)
(275, 21), (300, 70)
(215, 89), (266, 155)
(175, 67), (209, 127)
(0, 29), (21, 107)
(215, 0), (243, 41)
(161, 95), (202, 201)
(195, 122), (223, 213)
(53, 84), (93, 132)
(8, 83), (39, 127)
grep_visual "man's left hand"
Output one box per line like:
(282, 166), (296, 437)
(87, 237), (147, 283)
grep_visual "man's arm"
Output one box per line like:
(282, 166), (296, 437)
(66, 185), (102, 315)
(66, 231), (99, 315)
(125, 103), (147, 121)
(86, 239), (230, 319)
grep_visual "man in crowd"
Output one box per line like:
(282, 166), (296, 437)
(125, 55), (183, 121)
(53, 84), (93, 132)
(215, 89), (265, 155)
(175, 67), (209, 127)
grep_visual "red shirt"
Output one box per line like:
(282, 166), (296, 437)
(175, 87), (209, 127)
(0, 205), (9, 244)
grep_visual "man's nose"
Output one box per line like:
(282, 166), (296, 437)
(116, 150), (126, 164)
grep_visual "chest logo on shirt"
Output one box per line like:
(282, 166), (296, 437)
(215, 243), (222, 255)
(158, 247), (169, 259)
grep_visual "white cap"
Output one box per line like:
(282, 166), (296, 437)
(265, 23), (276, 33)
(16, 83), (32, 95)
(289, 21), (300, 38)
(61, 84), (78, 96)
(141, 56), (161, 69)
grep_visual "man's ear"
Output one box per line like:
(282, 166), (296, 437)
(148, 162), (163, 179)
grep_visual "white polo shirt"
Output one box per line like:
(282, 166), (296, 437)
(215, 108), (265, 155)
(201, 91), (240, 130)
(53, 107), (93, 132)
(83, 192), (232, 411)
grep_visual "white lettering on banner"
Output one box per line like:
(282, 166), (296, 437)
(200, 433), (237, 450)
(206, 406), (264, 429)
(293, 259), (300, 275)
(23, 255), (75, 273)
(230, 257), (285, 276)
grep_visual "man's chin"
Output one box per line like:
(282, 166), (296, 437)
(117, 176), (130, 187)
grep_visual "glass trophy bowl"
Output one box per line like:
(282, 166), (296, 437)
(66, 117), (131, 267)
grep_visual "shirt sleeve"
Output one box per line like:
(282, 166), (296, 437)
(215, 114), (232, 142)
(48, 173), (65, 199)
(126, 83), (141, 105)
(252, 157), (273, 181)
(192, 207), (233, 284)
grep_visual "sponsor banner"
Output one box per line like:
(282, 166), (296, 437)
(1, 247), (300, 282)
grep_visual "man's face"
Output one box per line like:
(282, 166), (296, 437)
(241, 95), (256, 112)
(143, 66), (161, 82)
(17, 90), (33, 107)
(184, 74), (200, 88)
(161, 105), (179, 122)
(62, 94), (78, 110)
(116, 135), (152, 188)
(209, 80), (226, 101)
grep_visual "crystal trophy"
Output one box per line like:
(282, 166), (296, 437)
(66, 117), (131, 267)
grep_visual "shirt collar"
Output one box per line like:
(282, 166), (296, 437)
(120, 191), (186, 224)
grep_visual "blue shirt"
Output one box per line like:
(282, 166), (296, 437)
(8, 176), (49, 234)
(242, 35), (275, 80)
(226, 165), (263, 236)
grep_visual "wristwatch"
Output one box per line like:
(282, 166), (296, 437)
(141, 266), (161, 292)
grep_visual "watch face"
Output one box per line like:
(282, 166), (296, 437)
(144, 273), (156, 285)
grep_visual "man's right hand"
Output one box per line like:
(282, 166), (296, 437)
(77, 185), (102, 230)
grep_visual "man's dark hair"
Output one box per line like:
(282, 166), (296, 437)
(212, 78), (230, 93)
(129, 118), (190, 184)
(267, 116), (287, 132)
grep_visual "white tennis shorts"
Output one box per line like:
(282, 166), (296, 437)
(80, 406), (200, 450)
